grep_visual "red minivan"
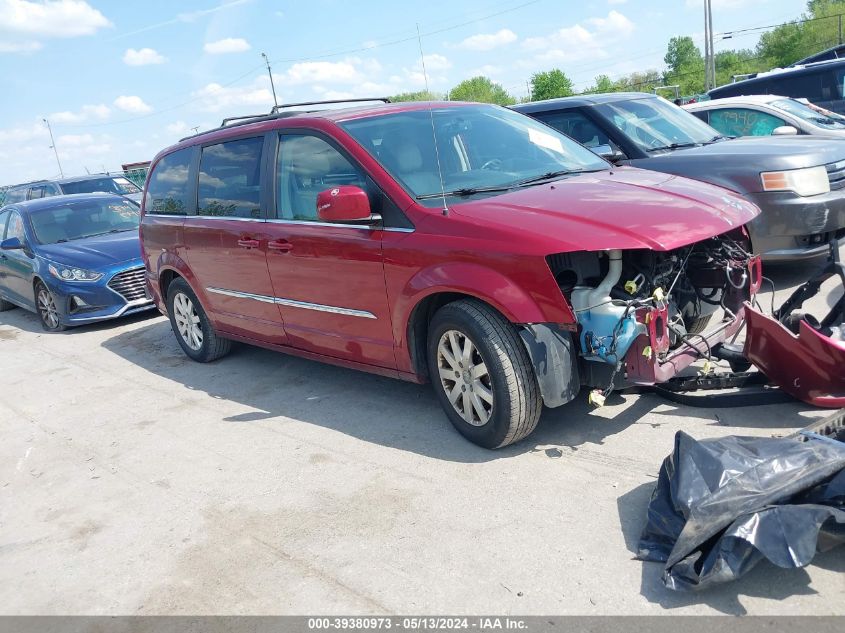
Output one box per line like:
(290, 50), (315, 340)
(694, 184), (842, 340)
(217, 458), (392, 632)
(140, 100), (761, 448)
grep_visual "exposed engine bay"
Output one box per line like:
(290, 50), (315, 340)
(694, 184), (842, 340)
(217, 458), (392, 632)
(546, 230), (760, 396)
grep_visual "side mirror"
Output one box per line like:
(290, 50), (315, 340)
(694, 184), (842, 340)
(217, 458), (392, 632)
(593, 144), (625, 163)
(772, 125), (798, 136)
(0, 237), (24, 250)
(316, 186), (380, 224)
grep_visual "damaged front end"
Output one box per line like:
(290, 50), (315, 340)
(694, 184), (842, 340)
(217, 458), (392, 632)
(744, 242), (845, 407)
(521, 230), (761, 408)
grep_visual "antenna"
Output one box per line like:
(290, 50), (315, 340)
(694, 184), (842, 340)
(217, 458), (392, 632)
(261, 52), (279, 109)
(416, 23), (449, 216)
(42, 118), (64, 178)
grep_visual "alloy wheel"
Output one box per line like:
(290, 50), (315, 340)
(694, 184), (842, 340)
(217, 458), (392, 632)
(37, 287), (60, 330)
(437, 329), (494, 426)
(173, 292), (203, 351)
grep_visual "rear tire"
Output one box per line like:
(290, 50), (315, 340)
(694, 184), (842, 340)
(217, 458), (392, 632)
(166, 278), (231, 362)
(427, 299), (542, 449)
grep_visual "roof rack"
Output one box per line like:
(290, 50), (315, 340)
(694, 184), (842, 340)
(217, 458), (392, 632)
(269, 96), (390, 114)
(180, 97), (392, 142)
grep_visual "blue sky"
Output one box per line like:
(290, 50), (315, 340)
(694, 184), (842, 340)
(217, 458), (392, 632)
(0, 0), (807, 184)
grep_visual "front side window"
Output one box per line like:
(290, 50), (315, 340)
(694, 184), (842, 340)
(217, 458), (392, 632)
(707, 108), (787, 136)
(595, 97), (719, 152)
(532, 110), (611, 148)
(29, 200), (139, 245)
(340, 104), (609, 205)
(146, 148), (193, 216)
(197, 137), (263, 219)
(29, 186), (47, 199)
(0, 210), (10, 237)
(276, 134), (367, 221)
(6, 212), (25, 241)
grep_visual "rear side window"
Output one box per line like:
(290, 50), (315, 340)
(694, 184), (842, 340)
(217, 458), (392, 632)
(197, 137), (263, 219)
(146, 148), (193, 216)
(708, 108), (786, 136)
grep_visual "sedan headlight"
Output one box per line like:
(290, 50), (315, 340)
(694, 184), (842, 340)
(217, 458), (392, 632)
(48, 263), (103, 282)
(760, 165), (830, 197)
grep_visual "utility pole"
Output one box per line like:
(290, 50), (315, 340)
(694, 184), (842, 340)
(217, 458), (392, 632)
(707, 0), (716, 90)
(261, 52), (279, 109)
(42, 118), (63, 178)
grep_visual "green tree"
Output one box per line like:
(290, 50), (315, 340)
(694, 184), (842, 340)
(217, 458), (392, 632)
(528, 69), (575, 101)
(757, 0), (845, 66)
(583, 74), (617, 94)
(449, 76), (515, 105)
(389, 90), (441, 102)
(664, 36), (702, 74)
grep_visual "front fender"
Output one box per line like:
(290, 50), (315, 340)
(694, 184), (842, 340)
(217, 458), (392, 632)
(393, 261), (575, 375)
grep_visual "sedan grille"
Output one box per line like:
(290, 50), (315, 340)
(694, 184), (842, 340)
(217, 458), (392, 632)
(108, 267), (148, 302)
(826, 160), (845, 190)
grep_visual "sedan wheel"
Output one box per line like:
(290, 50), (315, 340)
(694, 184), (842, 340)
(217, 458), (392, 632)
(35, 282), (65, 332)
(172, 292), (203, 351)
(437, 329), (494, 426)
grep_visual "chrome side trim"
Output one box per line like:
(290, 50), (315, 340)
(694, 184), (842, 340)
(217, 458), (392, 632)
(273, 297), (377, 319)
(207, 287), (276, 304)
(206, 287), (377, 319)
(145, 213), (414, 232)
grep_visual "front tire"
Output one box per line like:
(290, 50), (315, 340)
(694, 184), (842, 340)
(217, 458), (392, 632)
(35, 281), (66, 332)
(427, 299), (542, 449)
(166, 278), (231, 362)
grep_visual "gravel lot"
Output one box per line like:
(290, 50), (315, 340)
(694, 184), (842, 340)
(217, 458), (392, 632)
(1, 250), (843, 616)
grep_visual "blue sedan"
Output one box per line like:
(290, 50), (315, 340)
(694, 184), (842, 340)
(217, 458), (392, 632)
(0, 193), (155, 331)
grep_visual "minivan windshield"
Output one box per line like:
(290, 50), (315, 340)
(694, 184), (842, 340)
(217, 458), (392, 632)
(340, 104), (608, 204)
(772, 98), (845, 130)
(595, 96), (721, 152)
(29, 199), (140, 244)
(60, 176), (141, 196)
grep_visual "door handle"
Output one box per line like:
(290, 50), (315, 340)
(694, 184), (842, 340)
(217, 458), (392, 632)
(267, 239), (293, 253)
(237, 238), (260, 249)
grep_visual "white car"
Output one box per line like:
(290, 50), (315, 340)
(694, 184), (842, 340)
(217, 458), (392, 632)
(684, 94), (845, 139)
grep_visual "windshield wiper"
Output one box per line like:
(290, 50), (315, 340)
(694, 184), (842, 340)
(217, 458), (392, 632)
(516, 168), (602, 187)
(646, 141), (701, 152)
(706, 134), (732, 143)
(82, 228), (135, 238)
(415, 185), (514, 200)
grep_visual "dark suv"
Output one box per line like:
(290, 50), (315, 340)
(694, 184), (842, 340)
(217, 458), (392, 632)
(4, 174), (142, 205)
(140, 100), (760, 448)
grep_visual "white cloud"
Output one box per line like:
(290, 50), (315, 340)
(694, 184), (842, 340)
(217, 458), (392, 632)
(523, 10), (635, 64)
(204, 37), (251, 54)
(418, 54), (452, 72)
(114, 95), (152, 114)
(0, 40), (41, 53)
(123, 47), (166, 66)
(0, 0), (110, 38)
(166, 121), (190, 135)
(50, 104), (110, 124)
(0, 0), (111, 53)
(192, 79), (274, 113)
(457, 29), (517, 51)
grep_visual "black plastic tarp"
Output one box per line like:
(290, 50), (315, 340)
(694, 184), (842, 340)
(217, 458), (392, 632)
(637, 429), (845, 591)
